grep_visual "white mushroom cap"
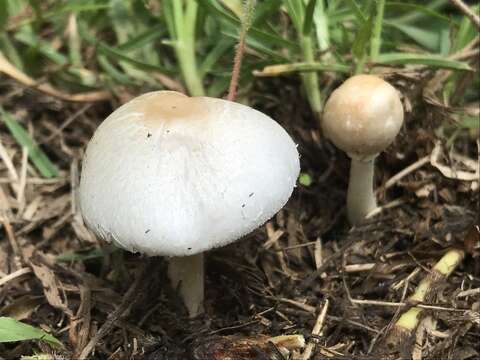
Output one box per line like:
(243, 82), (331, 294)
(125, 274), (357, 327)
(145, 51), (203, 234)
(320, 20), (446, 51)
(322, 75), (404, 160)
(79, 91), (300, 257)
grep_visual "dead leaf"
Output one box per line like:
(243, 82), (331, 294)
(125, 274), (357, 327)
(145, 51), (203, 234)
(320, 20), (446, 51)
(29, 260), (72, 317)
(1, 295), (43, 320)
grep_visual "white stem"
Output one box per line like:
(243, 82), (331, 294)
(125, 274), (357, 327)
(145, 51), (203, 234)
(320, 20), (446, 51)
(168, 253), (204, 317)
(347, 158), (377, 225)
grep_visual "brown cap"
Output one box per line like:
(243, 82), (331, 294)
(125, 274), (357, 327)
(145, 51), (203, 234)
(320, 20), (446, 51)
(322, 75), (404, 160)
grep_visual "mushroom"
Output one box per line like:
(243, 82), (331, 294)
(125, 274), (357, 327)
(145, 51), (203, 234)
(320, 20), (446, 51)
(79, 91), (300, 317)
(322, 75), (404, 225)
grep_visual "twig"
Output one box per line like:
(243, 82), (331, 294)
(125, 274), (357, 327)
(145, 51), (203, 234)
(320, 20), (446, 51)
(449, 0), (480, 31)
(17, 147), (28, 216)
(1, 213), (24, 267)
(301, 235), (359, 288)
(276, 241), (317, 252)
(227, 0), (256, 101)
(301, 299), (329, 360)
(457, 288), (480, 298)
(365, 198), (406, 219)
(0, 52), (110, 102)
(208, 320), (260, 335)
(277, 297), (380, 334)
(0, 139), (19, 190)
(383, 156), (430, 190)
(41, 104), (92, 144)
(78, 262), (148, 359)
(0, 267), (32, 287)
(350, 298), (469, 312)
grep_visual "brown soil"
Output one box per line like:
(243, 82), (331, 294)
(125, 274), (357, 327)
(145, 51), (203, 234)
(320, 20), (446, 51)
(0, 72), (479, 359)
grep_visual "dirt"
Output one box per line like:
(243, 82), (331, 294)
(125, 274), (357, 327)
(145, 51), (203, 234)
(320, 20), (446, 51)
(0, 72), (479, 360)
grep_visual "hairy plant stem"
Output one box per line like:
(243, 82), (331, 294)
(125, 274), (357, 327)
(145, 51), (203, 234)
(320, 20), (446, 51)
(228, 0), (256, 101)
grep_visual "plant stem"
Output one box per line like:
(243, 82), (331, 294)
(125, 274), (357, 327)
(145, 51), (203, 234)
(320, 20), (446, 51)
(314, 0), (330, 54)
(168, 253), (204, 318)
(347, 157), (377, 225)
(172, 0), (204, 96)
(370, 0), (385, 62)
(384, 248), (465, 351)
(227, 0), (256, 101)
(300, 34), (322, 116)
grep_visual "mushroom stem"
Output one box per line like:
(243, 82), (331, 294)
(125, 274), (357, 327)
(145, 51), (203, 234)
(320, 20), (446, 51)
(168, 253), (204, 317)
(347, 157), (377, 225)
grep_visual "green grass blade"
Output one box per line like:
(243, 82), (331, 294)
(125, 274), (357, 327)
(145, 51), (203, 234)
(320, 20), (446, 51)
(78, 23), (170, 74)
(346, 0), (367, 25)
(116, 25), (164, 53)
(393, 0), (448, 24)
(283, 0), (303, 31)
(14, 30), (68, 66)
(452, 4), (479, 53)
(458, 115), (480, 129)
(386, 21), (441, 51)
(198, 0), (298, 50)
(0, 108), (59, 178)
(0, 33), (24, 71)
(199, 38), (235, 76)
(57, 246), (117, 262)
(97, 55), (135, 85)
(375, 52), (472, 71)
(0, 317), (63, 348)
(0, 0), (9, 32)
(303, 0), (317, 35)
(8, 1), (111, 31)
(221, 28), (290, 62)
(313, 0), (330, 52)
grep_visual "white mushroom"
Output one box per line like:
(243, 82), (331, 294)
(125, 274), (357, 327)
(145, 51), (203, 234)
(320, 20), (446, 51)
(79, 91), (300, 317)
(322, 75), (404, 225)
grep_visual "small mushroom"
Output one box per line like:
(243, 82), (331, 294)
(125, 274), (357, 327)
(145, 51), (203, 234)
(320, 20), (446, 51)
(322, 75), (404, 224)
(79, 91), (300, 317)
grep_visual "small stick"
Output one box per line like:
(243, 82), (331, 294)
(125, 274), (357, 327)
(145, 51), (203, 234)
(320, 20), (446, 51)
(1, 214), (24, 267)
(457, 287), (480, 298)
(383, 155), (430, 190)
(78, 262), (148, 359)
(350, 298), (468, 312)
(0, 52), (110, 102)
(301, 299), (329, 360)
(227, 0), (256, 102)
(17, 147), (28, 216)
(276, 297), (380, 334)
(0, 267), (32, 287)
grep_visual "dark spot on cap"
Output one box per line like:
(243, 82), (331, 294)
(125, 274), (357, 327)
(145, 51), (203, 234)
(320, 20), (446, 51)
(145, 229), (151, 234)
(166, 129), (170, 133)
(147, 133), (152, 138)
(241, 204), (245, 208)
(249, 192), (254, 197)
(187, 247), (192, 250)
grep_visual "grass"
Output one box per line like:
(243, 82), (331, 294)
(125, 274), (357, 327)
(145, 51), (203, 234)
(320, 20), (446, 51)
(0, 0), (479, 358)
(1, 0), (477, 108)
